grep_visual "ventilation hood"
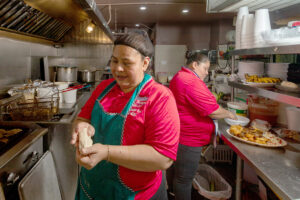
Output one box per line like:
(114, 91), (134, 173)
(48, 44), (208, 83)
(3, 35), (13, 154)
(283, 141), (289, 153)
(0, 0), (114, 43)
(206, 0), (300, 12)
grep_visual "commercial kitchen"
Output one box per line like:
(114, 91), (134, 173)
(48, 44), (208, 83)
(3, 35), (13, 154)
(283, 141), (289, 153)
(0, 0), (300, 200)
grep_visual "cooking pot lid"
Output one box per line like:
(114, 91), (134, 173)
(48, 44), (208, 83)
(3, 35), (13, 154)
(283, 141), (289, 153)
(79, 69), (96, 72)
(56, 66), (78, 68)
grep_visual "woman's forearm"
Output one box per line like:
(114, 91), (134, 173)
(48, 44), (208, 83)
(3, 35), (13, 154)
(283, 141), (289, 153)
(209, 106), (234, 119)
(107, 144), (173, 172)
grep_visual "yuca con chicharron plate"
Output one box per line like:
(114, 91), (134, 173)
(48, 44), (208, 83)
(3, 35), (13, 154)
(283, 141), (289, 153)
(226, 129), (287, 148)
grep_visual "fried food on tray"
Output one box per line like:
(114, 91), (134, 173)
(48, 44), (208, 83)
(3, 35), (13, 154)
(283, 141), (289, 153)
(5, 129), (22, 136)
(0, 128), (23, 138)
(244, 74), (281, 83)
(229, 125), (244, 136)
(0, 138), (9, 143)
(229, 125), (271, 145)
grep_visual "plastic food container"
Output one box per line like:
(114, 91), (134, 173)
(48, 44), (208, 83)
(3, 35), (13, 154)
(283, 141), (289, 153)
(248, 96), (279, 125)
(54, 82), (69, 103)
(286, 107), (300, 131)
(63, 89), (77, 104)
(227, 102), (248, 117)
(224, 115), (250, 126)
(157, 72), (168, 83)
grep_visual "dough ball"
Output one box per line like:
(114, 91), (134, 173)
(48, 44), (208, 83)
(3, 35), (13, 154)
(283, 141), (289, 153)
(281, 81), (298, 89)
(79, 127), (93, 153)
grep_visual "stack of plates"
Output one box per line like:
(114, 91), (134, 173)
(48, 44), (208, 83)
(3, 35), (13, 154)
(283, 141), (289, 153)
(238, 61), (264, 80)
(266, 63), (289, 80)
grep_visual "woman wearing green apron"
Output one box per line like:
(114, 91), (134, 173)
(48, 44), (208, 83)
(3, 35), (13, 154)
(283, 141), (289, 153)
(71, 32), (180, 200)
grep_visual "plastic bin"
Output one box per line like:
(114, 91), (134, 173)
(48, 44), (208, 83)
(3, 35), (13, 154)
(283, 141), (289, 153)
(248, 95), (279, 125)
(193, 164), (232, 200)
(202, 145), (233, 164)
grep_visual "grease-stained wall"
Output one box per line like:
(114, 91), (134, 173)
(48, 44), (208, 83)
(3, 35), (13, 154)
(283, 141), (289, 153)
(0, 33), (113, 87)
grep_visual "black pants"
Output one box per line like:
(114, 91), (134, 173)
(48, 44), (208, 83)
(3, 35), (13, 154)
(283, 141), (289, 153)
(149, 171), (168, 200)
(167, 144), (202, 200)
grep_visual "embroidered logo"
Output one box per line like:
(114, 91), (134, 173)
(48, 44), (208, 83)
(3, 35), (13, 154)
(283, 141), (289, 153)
(129, 96), (148, 116)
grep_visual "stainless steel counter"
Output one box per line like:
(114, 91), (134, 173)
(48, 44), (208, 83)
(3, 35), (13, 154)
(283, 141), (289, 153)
(219, 120), (300, 200)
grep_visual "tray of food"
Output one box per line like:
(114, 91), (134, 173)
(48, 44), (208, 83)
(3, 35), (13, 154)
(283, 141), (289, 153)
(227, 125), (287, 147)
(273, 128), (300, 143)
(275, 81), (300, 93)
(243, 82), (277, 88)
(242, 74), (281, 88)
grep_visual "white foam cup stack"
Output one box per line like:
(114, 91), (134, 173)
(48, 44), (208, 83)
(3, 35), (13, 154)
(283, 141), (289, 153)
(235, 6), (249, 49)
(241, 14), (254, 49)
(253, 9), (271, 48)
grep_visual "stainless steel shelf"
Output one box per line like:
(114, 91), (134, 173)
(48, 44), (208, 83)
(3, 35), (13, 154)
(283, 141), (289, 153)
(229, 45), (300, 56)
(228, 81), (300, 107)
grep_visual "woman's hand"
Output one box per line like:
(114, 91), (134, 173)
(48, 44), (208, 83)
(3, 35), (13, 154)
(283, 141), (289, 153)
(71, 120), (95, 147)
(76, 144), (109, 170)
(228, 111), (238, 120)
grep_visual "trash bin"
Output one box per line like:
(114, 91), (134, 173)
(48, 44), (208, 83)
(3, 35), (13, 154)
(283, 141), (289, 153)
(193, 164), (232, 200)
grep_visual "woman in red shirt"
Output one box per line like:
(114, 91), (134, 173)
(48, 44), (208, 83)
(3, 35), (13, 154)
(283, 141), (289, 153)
(168, 51), (236, 200)
(71, 32), (180, 200)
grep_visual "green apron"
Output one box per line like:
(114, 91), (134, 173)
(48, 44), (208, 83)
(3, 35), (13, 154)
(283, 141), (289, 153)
(76, 74), (152, 200)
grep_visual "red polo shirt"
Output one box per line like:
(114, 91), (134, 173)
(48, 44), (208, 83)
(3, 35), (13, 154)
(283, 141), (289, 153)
(78, 78), (180, 200)
(169, 67), (219, 147)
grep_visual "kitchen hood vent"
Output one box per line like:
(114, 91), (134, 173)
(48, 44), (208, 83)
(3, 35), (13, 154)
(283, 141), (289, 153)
(75, 0), (114, 41)
(206, 0), (300, 13)
(0, 0), (72, 41)
(62, 19), (112, 44)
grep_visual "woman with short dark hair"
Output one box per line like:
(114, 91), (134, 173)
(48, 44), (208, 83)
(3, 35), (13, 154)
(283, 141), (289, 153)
(168, 51), (236, 200)
(71, 32), (180, 200)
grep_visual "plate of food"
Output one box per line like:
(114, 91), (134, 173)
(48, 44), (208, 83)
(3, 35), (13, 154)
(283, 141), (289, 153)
(243, 82), (276, 88)
(226, 125), (287, 147)
(242, 74), (280, 88)
(273, 128), (300, 143)
(275, 81), (300, 93)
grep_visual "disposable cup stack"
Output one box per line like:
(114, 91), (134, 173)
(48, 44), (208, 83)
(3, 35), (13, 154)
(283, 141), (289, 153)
(240, 14), (254, 49)
(235, 6), (249, 49)
(253, 9), (271, 48)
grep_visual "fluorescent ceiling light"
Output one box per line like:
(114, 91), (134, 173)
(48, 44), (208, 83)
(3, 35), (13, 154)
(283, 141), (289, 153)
(140, 6), (147, 10)
(135, 24), (140, 27)
(214, 0), (300, 12)
(182, 9), (189, 13)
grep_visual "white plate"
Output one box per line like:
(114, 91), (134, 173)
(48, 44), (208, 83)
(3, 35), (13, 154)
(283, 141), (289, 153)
(224, 115), (250, 126)
(275, 84), (300, 93)
(226, 129), (287, 148)
(243, 82), (276, 88)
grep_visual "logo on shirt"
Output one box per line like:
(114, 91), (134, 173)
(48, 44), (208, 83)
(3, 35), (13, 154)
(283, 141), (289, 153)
(129, 96), (148, 116)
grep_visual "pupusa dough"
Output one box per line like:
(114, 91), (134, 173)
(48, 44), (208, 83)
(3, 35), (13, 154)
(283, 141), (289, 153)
(79, 127), (93, 153)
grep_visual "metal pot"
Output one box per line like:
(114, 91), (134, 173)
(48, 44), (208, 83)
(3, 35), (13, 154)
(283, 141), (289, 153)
(78, 70), (95, 83)
(56, 66), (78, 82)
